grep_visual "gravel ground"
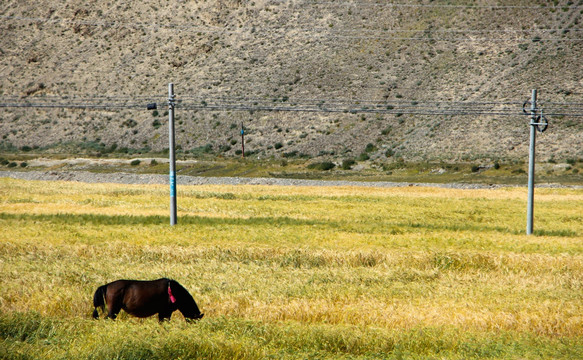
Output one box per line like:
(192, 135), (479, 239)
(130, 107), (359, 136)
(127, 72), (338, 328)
(0, 170), (519, 189)
(2, 169), (581, 189)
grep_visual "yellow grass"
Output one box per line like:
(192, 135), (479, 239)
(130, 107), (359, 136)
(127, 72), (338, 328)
(0, 177), (582, 358)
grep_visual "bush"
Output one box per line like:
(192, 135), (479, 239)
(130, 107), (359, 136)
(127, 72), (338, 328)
(494, 162), (500, 170)
(307, 162), (335, 171)
(121, 119), (137, 128)
(8, 162), (17, 168)
(152, 120), (162, 129)
(283, 151), (298, 158)
(471, 165), (480, 173)
(191, 144), (213, 155)
(130, 159), (141, 166)
(364, 143), (375, 153)
(342, 159), (356, 170)
(20, 162), (27, 168)
(274, 142), (283, 150)
(150, 159), (158, 166)
(358, 153), (370, 161)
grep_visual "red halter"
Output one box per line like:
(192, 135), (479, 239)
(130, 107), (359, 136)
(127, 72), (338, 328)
(168, 284), (177, 304)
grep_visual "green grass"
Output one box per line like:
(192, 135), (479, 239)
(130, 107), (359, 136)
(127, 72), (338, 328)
(0, 178), (582, 358)
(3, 155), (582, 185)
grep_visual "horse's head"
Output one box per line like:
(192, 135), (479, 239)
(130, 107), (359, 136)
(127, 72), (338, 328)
(185, 313), (204, 322)
(170, 280), (204, 321)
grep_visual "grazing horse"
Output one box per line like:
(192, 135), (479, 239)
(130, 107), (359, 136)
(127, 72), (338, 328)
(92, 278), (204, 322)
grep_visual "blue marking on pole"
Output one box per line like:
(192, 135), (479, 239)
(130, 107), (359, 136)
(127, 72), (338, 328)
(241, 128), (244, 135)
(169, 172), (176, 198)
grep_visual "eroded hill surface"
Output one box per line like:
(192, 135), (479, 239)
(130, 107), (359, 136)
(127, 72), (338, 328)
(1, 0), (582, 162)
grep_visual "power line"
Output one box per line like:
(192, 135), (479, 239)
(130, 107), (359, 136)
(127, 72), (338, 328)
(3, 96), (583, 117)
(3, 15), (583, 42)
(5, 15), (583, 33)
(292, 1), (583, 9)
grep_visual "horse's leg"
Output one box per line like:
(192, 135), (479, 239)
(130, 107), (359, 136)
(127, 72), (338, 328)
(106, 300), (123, 320)
(158, 311), (172, 322)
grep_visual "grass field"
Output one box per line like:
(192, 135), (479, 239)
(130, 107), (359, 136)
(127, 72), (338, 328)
(0, 177), (582, 359)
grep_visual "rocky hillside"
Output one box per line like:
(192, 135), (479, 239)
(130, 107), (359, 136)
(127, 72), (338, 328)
(1, 0), (582, 163)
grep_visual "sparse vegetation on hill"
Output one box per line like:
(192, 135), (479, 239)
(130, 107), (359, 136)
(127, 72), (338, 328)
(1, 0), (583, 164)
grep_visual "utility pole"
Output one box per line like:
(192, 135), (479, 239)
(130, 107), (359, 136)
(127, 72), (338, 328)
(526, 89), (537, 235)
(241, 122), (245, 158)
(524, 89), (549, 235)
(168, 83), (177, 226)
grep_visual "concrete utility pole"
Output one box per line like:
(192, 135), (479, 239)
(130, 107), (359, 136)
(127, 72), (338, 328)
(168, 83), (177, 226)
(241, 122), (245, 158)
(526, 89), (537, 235)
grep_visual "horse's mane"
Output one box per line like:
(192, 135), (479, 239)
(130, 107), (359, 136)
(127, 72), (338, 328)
(169, 280), (191, 300)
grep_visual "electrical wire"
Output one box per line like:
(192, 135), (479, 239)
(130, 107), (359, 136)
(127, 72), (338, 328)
(288, 1), (583, 9)
(3, 15), (583, 42)
(2, 96), (583, 117)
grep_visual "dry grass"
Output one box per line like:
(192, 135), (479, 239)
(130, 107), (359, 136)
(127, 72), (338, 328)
(0, 177), (582, 358)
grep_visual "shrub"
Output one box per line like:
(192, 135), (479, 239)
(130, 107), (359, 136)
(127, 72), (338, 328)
(8, 162), (17, 168)
(358, 153), (370, 161)
(191, 144), (213, 155)
(130, 159), (141, 166)
(364, 143), (375, 153)
(342, 159), (356, 170)
(494, 162), (500, 170)
(307, 162), (335, 171)
(152, 120), (162, 129)
(121, 119), (137, 128)
(274, 142), (283, 150)
(385, 149), (394, 158)
(150, 159), (158, 166)
(20, 162), (27, 168)
(471, 165), (480, 173)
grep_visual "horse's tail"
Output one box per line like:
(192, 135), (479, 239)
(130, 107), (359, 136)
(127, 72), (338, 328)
(92, 285), (107, 319)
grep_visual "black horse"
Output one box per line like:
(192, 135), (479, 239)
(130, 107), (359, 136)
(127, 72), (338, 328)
(92, 278), (204, 322)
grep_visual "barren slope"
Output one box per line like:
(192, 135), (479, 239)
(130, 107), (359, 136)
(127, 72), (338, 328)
(1, 0), (582, 162)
